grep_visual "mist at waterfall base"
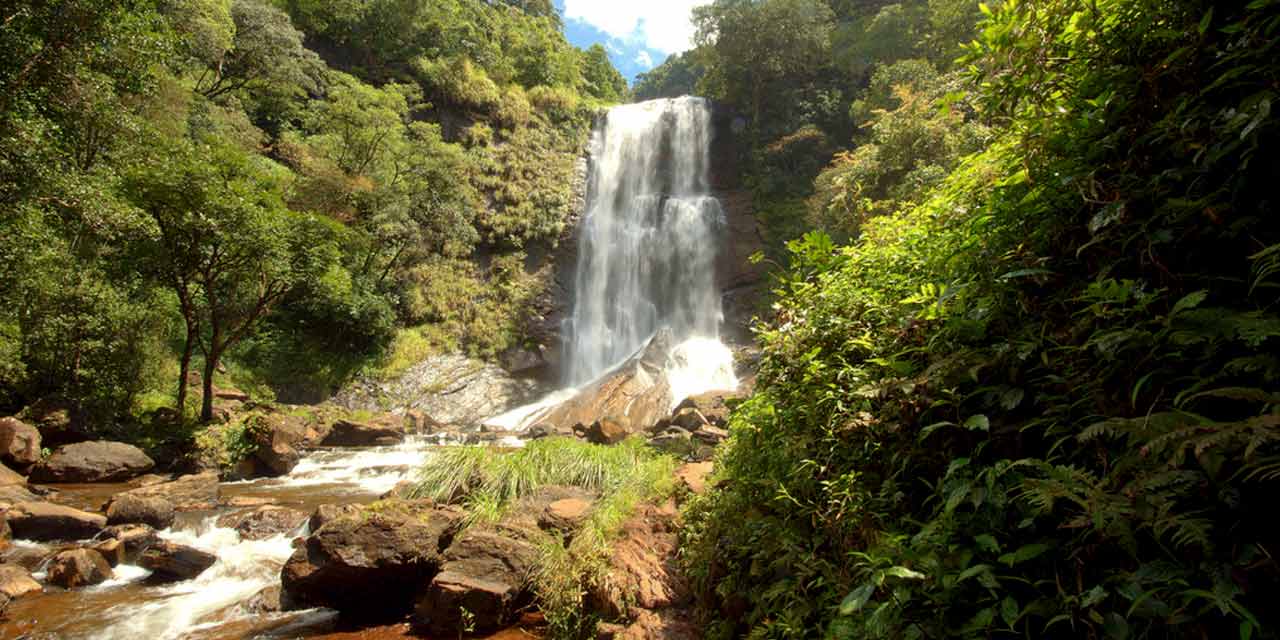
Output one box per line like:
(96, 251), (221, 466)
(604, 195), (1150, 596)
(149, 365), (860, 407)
(488, 97), (738, 431)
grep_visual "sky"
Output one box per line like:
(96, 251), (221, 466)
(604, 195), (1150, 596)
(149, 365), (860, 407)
(553, 0), (709, 84)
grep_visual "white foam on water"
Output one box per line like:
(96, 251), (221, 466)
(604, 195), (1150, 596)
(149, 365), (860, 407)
(89, 563), (151, 589)
(241, 435), (434, 495)
(483, 386), (581, 432)
(665, 336), (739, 410)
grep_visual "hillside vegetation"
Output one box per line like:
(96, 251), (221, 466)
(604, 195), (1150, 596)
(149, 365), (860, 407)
(0, 0), (626, 426)
(664, 0), (1280, 638)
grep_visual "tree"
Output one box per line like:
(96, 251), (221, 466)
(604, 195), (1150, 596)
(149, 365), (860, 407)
(579, 44), (628, 103)
(125, 142), (337, 421)
(195, 0), (321, 100)
(694, 0), (836, 133)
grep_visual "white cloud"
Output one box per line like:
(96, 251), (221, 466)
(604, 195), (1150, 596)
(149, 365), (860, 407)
(562, 1), (711, 54)
(634, 50), (654, 68)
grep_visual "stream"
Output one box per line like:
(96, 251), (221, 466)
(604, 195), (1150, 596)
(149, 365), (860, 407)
(1, 438), (436, 640)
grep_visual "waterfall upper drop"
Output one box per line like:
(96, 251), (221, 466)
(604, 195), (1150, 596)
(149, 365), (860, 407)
(487, 97), (738, 431)
(565, 96), (730, 388)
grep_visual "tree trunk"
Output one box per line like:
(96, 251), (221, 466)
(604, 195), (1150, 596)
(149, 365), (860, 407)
(200, 349), (218, 423)
(176, 328), (193, 416)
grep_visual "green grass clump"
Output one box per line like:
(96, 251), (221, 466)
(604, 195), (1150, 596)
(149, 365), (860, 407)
(410, 437), (679, 637)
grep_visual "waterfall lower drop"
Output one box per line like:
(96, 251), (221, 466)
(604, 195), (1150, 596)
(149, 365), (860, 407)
(489, 97), (737, 431)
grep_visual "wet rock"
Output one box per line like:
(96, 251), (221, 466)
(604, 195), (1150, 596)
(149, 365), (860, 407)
(674, 462), (714, 496)
(522, 423), (573, 440)
(669, 408), (709, 432)
(247, 414), (307, 476)
(414, 525), (541, 635)
(404, 410), (445, 434)
(692, 426), (729, 446)
(539, 498), (593, 532)
(106, 494), (175, 529)
(4, 501), (106, 541)
(101, 524), (159, 559)
(246, 584), (282, 613)
(587, 416), (631, 445)
(1, 514), (10, 550)
(92, 538), (125, 567)
(320, 419), (404, 447)
(28, 441), (155, 483)
(47, 548), (113, 588)
(673, 390), (742, 428)
(119, 472), (219, 510)
(307, 503), (362, 532)
(1, 461), (26, 486)
(0, 482), (41, 504)
(0, 417), (41, 471)
(281, 505), (464, 617)
(20, 396), (92, 448)
(587, 502), (688, 619)
(515, 331), (676, 437)
(333, 354), (545, 428)
(216, 505), (307, 540)
(0, 564), (43, 601)
(139, 541), (217, 582)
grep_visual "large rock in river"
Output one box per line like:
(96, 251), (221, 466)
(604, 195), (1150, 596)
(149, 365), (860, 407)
(512, 331), (676, 437)
(105, 494), (175, 529)
(216, 505), (307, 540)
(320, 419), (404, 447)
(28, 441), (154, 483)
(46, 548), (113, 588)
(139, 541), (217, 582)
(117, 472), (219, 510)
(4, 501), (106, 541)
(414, 524), (541, 635)
(281, 502), (464, 618)
(246, 414), (307, 476)
(0, 564), (43, 601)
(0, 417), (41, 471)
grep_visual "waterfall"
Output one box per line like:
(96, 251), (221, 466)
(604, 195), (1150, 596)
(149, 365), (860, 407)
(565, 97), (735, 391)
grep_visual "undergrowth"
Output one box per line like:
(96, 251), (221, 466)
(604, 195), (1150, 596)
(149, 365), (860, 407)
(685, 1), (1280, 639)
(410, 437), (678, 638)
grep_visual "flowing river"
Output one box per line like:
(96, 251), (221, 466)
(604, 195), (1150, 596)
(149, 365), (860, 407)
(1, 438), (435, 639)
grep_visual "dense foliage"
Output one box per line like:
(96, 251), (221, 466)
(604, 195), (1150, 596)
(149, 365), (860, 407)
(0, 0), (626, 428)
(686, 1), (1280, 638)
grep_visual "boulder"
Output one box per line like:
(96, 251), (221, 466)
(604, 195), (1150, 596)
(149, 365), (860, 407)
(0, 417), (41, 470)
(139, 541), (217, 582)
(306, 503), (362, 533)
(281, 504), (464, 617)
(92, 538), (125, 567)
(673, 390), (743, 428)
(20, 397), (92, 448)
(0, 481), (41, 504)
(522, 423), (574, 440)
(247, 414), (308, 476)
(320, 419), (404, 447)
(539, 498), (593, 532)
(414, 525), (541, 635)
(28, 441), (154, 483)
(587, 416), (631, 445)
(106, 494), (175, 529)
(101, 524), (159, 559)
(669, 408), (710, 432)
(1, 514), (10, 550)
(404, 410), (445, 434)
(692, 426), (730, 446)
(4, 501), (106, 541)
(1, 461), (25, 486)
(517, 332), (676, 437)
(216, 505), (307, 540)
(0, 564), (42, 600)
(118, 472), (219, 510)
(674, 462), (714, 496)
(587, 502), (688, 619)
(246, 585), (282, 613)
(46, 548), (113, 588)
(213, 388), (250, 402)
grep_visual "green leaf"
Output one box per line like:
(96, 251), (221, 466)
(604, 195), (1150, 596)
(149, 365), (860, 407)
(1198, 8), (1214, 35)
(839, 583), (875, 615)
(883, 566), (926, 580)
(1104, 612), (1129, 639)
(1171, 290), (1208, 317)
(974, 534), (1001, 553)
(965, 414), (991, 431)
(1001, 596), (1020, 627)
(999, 543), (1051, 566)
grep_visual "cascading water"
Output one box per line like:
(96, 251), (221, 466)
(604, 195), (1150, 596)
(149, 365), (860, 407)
(565, 96), (730, 387)
(487, 97), (738, 431)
